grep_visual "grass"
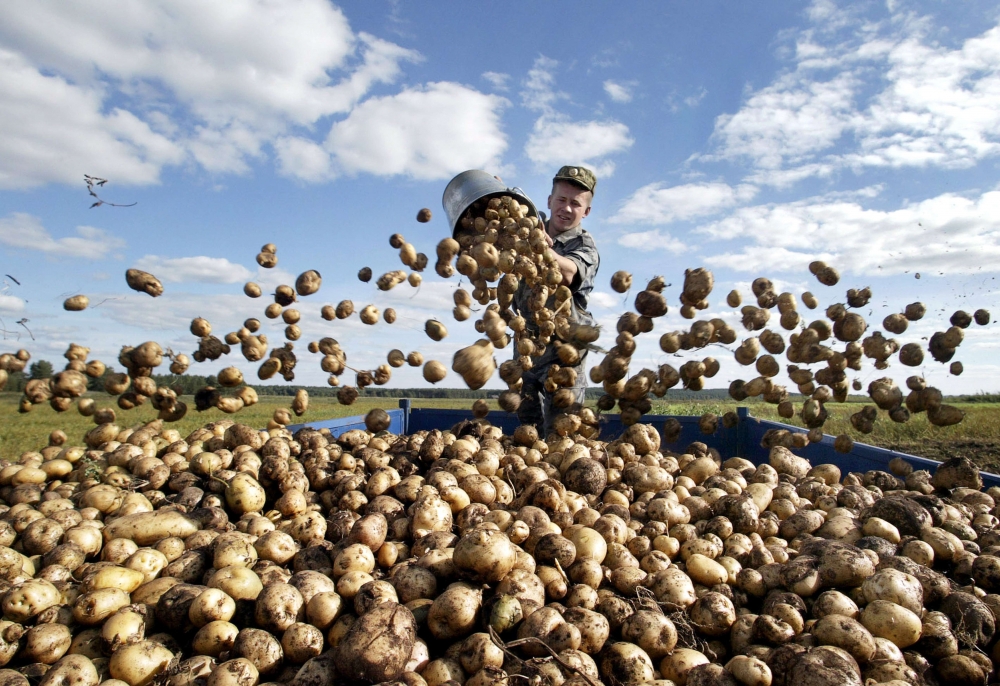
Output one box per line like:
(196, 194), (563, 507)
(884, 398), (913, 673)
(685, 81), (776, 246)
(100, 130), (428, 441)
(3, 392), (1000, 470)
(0, 394), (487, 458)
(648, 399), (1000, 443)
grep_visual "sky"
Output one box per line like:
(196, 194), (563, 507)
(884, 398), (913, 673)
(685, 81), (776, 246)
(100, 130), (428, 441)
(2, 0), (1000, 396)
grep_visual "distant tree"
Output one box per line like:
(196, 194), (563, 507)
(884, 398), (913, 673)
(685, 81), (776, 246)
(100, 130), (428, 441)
(6, 371), (27, 393)
(29, 360), (53, 379)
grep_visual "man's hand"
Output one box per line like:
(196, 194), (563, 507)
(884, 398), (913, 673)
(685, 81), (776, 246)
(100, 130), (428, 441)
(547, 249), (578, 287)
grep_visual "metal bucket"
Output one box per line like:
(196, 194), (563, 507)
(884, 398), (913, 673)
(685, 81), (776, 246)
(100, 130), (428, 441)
(441, 170), (538, 237)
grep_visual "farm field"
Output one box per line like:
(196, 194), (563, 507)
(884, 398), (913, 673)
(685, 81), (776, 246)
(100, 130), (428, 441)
(3, 392), (1000, 473)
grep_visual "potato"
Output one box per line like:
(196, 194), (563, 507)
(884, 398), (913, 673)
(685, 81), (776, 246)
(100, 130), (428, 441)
(109, 641), (174, 686)
(207, 659), (258, 686)
(231, 628), (282, 676)
(305, 591), (343, 630)
(610, 271), (632, 293)
(214, 535), (257, 569)
(862, 568), (922, 614)
(620, 610), (677, 660)
(516, 605), (580, 655)
(812, 614), (876, 662)
(125, 269), (163, 297)
(63, 295), (89, 312)
(101, 608), (146, 653)
(22, 623), (73, 664)
(425, 320), (448, 341)
(423, 361), (447, 384)
(279, 623), (323, 665)
(253, 583), (304, 632)
(254, 531), (298, 565)
(686, 553), (728, 586)
(256, 250), (277, 268)
(225, 474), (266, 514)
(4, 578), (62, 621)
(689, 592), (735, 637)
(936, 655), (985, 686)
(725, 655), (770, 686)
(648, 567), (696, 609)
(940, 592), (995, 648)
(427, 583), (482, 640)
(295, 270), (322, 296)
(336, 602), (416, 682)
(600, 642), (654, 685)
(188, 588), (236, 627)
(209, 566), (263, 601)
(102, 511), (200, 545)
(37, 655), (99, 686)
(811, 590), (858, 619)
(453, 528), (516, 583)
(861, 600), (922, 648)
(191, 621), (238, 658)
(87, 566), (145, 593)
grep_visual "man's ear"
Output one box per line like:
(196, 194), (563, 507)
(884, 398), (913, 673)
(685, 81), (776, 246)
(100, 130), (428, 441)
(583, 205), (591, 218)
(547, 194), (553, 211)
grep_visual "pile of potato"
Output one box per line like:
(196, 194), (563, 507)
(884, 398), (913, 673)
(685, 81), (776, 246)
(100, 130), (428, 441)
(0, 407), (997, 686)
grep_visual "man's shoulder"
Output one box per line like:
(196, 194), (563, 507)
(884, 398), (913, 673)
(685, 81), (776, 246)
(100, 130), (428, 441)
(556, 226), (598, 248)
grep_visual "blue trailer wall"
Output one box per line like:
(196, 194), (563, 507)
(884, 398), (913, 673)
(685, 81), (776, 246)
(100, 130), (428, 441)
(289, 400), (1000, 489)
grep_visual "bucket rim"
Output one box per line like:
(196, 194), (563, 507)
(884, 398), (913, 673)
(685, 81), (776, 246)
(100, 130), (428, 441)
(442, 170), (539, 238)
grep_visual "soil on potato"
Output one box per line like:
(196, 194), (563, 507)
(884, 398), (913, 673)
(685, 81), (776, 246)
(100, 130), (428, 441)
(882, 438), (1000, 475)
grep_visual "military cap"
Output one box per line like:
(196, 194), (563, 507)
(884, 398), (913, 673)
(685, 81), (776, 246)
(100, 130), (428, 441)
(553, 165), (597, 194)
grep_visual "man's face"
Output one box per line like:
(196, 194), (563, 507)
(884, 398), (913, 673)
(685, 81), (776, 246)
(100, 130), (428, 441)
(547, 181), (592, 234)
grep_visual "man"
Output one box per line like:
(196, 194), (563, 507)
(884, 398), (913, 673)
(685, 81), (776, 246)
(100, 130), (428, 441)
(513, 165), (600, 436)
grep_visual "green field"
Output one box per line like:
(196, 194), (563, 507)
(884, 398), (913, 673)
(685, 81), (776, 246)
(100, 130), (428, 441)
(3, 393), (999, 472)
(0, 394), (473, 458)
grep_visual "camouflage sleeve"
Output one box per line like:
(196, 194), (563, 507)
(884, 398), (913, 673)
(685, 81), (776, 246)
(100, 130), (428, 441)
(559, 235), (600, 293)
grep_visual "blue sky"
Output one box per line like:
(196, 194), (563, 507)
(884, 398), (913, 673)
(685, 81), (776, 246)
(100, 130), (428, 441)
(1, 0), (1000, 394)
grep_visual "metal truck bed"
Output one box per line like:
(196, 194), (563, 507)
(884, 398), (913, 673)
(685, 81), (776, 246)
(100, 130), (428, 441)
(288, 400), (1000, 489)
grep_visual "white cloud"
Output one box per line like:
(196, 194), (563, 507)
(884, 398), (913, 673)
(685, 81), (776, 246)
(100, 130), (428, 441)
(98, 293), (253, 340)
(848, 27), (1000, 169)
(707, 12), (1000, 186)
(0, 213), (125, 259)
(525, 119), (633, 173)
(0, 49), (185, 189)
(132, 256), (254, 284)
(325, 82), (508, 180)
(697, 190), (1000, 276)
(482, 72), (510, 91)
(710, 71), (858, 171)
(523, 56), (564, 115)
(589, 291), (624, 310)
(274, 137), (335, 183)
(521, 57), (633, 176)
(609, 182), (756, 224)
(683, 88), (708, 108)
(0, 2), (421, 187)
(0, 295), (26, 314)
(617, 230), (688, 253)
(603, 80), (633, 103)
